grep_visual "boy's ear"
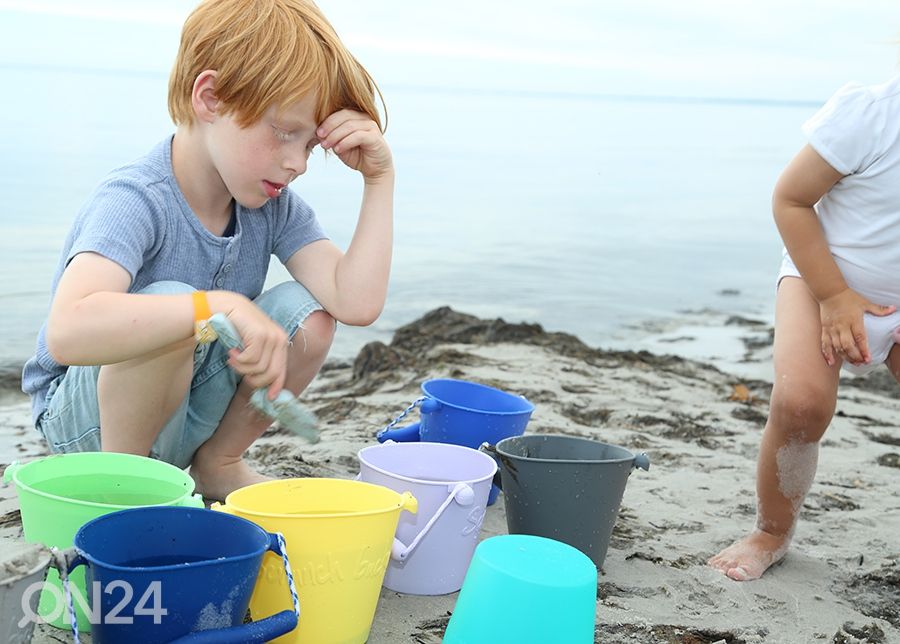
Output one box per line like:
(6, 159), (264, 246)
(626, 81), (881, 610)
(191, 70), (220, 123)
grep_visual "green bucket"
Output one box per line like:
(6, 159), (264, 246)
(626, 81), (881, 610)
(2, 452), (204, 631)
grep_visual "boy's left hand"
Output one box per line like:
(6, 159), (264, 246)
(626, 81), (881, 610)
(317, 109), (393, 182)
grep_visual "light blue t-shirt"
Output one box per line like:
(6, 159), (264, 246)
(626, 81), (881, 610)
(22, 135), (327, 424)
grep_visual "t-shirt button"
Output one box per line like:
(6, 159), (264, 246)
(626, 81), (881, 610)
(223, 264), (231, 273)
(215, 278), (224, 287)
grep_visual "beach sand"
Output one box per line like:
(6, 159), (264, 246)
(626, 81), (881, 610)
(2, 307), (898, 643)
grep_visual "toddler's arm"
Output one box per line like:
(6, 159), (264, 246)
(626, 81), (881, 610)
(773, 145), (895, 366)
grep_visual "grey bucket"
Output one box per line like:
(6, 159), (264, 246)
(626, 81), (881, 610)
(482, 434), (649, 569)
(1, 542), (53, 644)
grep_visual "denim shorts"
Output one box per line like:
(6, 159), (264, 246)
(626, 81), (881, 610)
(37, 280), (323, 469)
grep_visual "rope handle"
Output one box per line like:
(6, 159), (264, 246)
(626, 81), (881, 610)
(275, 532), (301, 619)
(56, 547), (82, 644)
(380, 396), (426, 434)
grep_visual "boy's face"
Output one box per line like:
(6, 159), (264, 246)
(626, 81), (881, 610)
(207, 92), (321, 209)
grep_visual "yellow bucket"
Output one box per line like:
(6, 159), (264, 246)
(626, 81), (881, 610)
(213, 478), (417, 644)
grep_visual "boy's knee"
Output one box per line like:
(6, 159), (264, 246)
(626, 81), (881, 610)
(292, 310), (335, 358)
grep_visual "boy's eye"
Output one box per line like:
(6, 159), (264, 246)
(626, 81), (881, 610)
(272, 126), (295, 142)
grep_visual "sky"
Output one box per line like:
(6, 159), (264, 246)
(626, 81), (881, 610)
(1, 1), (899, 102)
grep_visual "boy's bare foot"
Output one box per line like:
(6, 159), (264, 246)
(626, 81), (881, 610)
(189, 455), (272, 502)
(708, 529), (790, 581)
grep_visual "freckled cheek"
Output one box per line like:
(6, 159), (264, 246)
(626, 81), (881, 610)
(238, 141), (276, 177)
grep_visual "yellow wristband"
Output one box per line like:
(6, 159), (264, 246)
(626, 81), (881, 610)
(192, 290), (217, 343)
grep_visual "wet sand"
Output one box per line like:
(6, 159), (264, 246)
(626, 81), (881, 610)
(2, 307), (898, 643)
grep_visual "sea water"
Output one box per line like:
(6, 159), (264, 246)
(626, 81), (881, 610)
(0, 6), (838, 376)
(0, 66), (811, 370)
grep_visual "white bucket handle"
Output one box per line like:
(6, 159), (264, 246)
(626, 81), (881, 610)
(390, 482), (474, 562)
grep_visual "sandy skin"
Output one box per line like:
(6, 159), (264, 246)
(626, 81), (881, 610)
(707, 529), (790, 581)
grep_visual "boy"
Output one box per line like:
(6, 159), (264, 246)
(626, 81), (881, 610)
(21, 0), (394, 501)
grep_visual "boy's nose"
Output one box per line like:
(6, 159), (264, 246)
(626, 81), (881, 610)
(283, 153), (307, 177)
(282, 143), (309, 176)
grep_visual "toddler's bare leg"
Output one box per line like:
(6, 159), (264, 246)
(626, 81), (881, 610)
(886, 342), (900, 383)
(98, 337), (196, 456)
(708, 278), (840, 580)
(190, 311), (335, 501)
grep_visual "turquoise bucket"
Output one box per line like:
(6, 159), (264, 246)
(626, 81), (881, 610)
(443, 534), (597, 643)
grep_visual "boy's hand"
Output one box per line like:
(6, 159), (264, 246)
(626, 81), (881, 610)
(317, 109), (393, 182)
(819, 288), (896, 367)
(222, 303), (289, 399)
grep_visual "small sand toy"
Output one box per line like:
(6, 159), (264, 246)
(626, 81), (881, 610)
(0, 542), (53, 644)
(208, 313), (319, 443)
(482, 434), (650, 570)
(377, 378), (535, 505)
(443, 534), (597, 644)
(2, 453), (204, 631)
(357, 441), (498, 595)
(214, 478), (417, 644)
(60, 506), (299, 644)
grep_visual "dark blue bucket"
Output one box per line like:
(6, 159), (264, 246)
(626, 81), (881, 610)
(377, 378), (535, 504)
(64, 506), (298, 644)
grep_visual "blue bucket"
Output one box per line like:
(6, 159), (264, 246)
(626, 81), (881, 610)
(63, 506), (298, 644)
(376, 378), (535, 505)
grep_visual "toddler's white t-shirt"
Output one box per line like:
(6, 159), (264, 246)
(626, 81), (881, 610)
(795, 75), (900, 305)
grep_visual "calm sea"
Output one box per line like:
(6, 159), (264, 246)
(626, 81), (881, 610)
(0, 63), (815, 373)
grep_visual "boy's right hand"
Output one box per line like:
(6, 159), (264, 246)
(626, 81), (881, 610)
(818, 288), (896, 367)
(213, 295), (289, 399)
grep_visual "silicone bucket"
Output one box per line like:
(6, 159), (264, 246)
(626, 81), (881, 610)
(376, 378), (535, 505)
(2, 452), (204, 630)
(214, 478), (417, 644)
(483, 434), (650, 569)
(0, 542), (53, 644)
(357, 442), (497, 595)
(443, 534), (597, 643)
(59, 506), (298, 644)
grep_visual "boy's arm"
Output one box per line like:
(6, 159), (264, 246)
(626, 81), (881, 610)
(773, 144), (895, 366)
(46, 252), (193, 364)
(47, 252), (291, 395)
(285, 109), (394, 326)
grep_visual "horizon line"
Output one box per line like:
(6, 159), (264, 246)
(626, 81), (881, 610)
(0, 61), (824, 109)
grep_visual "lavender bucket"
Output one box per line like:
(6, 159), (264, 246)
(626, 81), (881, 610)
(357, 442), (497, 595)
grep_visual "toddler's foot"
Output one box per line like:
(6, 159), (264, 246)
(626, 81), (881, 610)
(708, 529), (790, 581)
(189, 454), (272, 502)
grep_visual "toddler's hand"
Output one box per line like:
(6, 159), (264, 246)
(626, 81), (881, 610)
(317, 109), (393, 182)
(819, 288), (896, 367)
(223, 304), (289, 399)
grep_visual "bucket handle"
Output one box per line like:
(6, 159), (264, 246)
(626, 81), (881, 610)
(633, 452), (651, 471)
(54, 547), (85, 644)
(391, 482), (474, 562)
(478, 443), (504, 489)
(377, 396), (441, 443)
(180, 493), (206, 508)
(2, 460), (20, 485)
